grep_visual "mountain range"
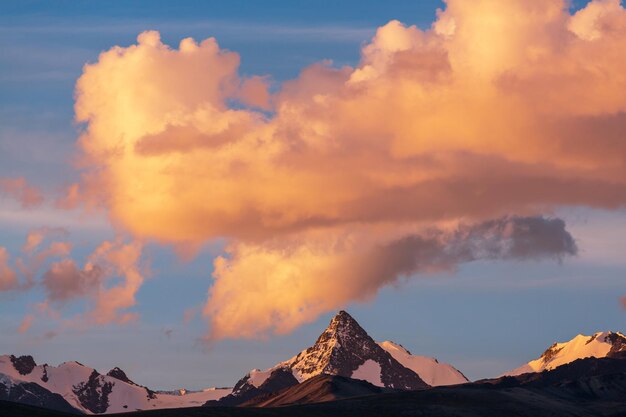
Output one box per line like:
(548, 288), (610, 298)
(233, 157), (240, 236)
(1, 310), (625, 416)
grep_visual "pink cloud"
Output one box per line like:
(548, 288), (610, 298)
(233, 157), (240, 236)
(0, 177), (44, 208)
(0, 247), (18, 291)
(18, 314), (34, 334)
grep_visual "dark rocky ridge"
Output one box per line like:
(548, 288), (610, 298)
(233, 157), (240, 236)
(106, 366), (157, 399)
(72, 370), (113, 414)
(10, 355), (37, 376)
(106, 367), (133, 384)
(607, 332), (626, 355)
(211, 368), (298, 406)
(243, 374), (396, 407)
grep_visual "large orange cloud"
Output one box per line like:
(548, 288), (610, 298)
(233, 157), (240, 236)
(74, 0), (626, 339)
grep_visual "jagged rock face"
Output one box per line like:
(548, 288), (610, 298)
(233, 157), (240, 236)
(72, 370), (114, 414)
(287, 311), (428, 390)
(9, 355), (36, 376)
(107, 367), (131, 384)
(106, 366), (156, 399)
(41, 364), (49, 383)
(607, 332), (626, 355)
(539, 343), (564, 364)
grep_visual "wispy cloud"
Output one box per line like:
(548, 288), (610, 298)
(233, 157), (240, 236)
(0, 19), (375, 42)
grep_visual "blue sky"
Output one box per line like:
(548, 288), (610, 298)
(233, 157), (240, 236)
(1, 0), (625, 390)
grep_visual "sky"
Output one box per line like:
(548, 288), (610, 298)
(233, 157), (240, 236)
(1, 0), (625, 390)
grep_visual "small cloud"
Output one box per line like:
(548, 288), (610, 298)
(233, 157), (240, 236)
(44, 330), (58, 340)
(0, 177), (43, 208)
(55, 183), (81, 210)
(18, 314), (34, 334)
(22, 227), (69, 254)
(183, 307), (197, 324)
(0, 247), (18, 291)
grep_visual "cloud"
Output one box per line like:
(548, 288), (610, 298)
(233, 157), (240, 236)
(204, 216), (576, 339)
(18, 314), (34, 334)
(81, 239), (145, 325)
(0, 177), (43, 208)
(73, 0), (626, 339)
(0, 230), (72, 293)
(238, 76), (272, 110)
(42, 259), (104, 303)
(22, 227), (68, 254)
(1, 228), (145, 330)
(55, 183), (82, 210)
(16, 240), (72, 289)
(0, 247), (18, 291)
(183, 307), (198, 324)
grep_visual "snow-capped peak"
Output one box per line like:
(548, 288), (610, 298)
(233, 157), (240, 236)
(229, 311), (429, 396)
(0, 354), (231, 414)
(504, 331), (626, 377)
(377, 341), (468, 386)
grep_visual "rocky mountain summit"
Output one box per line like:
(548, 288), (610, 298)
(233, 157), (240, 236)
(222, 310), (468, 405)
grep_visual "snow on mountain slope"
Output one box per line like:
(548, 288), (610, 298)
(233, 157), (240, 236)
(378, 341), (469, 386)
(351, 360), (383, 387)
(0, 354), (231, 414)
(504, 331), (626, 376)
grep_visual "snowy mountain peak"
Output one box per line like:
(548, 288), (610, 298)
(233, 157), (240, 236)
(228, 311), (429, 395)
(329, 310), (359, 328)
(310, 310), (366, 348)
(505, 331), (626, 377)
(288, 311), (393, 382)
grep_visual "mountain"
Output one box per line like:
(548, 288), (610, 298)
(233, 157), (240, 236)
(0, 354), (231, 414)
(283, 311), (428, 389)
(377, 341), (468, 386)
(7, 354), (626, 417)
(504, 331), (626, 376)
(220, 311), (452, 406)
